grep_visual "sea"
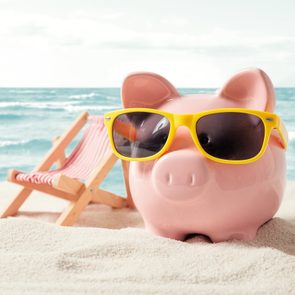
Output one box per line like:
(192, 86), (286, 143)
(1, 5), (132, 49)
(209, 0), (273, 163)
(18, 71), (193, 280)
(0, 88), (294, 196)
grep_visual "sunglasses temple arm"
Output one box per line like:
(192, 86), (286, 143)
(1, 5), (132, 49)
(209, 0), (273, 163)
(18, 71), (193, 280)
(276, 118), (288, 149)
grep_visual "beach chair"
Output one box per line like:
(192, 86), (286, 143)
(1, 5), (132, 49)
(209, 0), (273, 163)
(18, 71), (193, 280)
(0, 112), (133, 226)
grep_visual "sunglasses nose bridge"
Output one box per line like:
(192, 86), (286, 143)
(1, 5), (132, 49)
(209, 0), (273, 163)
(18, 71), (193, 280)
(169, 114), (197, 150)
(173, 114), (194, 129)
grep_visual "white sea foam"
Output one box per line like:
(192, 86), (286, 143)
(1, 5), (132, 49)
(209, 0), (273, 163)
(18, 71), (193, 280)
(0, 101), (121, 112)
(0, 140), (28, 148)
(0, 138), (50, 148)
(63, 105), (121, 112)
(69, 93), (97, 99)
(105, 95), (119, 101)
(8, 89), (49, 94)
(0, 101), (80, 109)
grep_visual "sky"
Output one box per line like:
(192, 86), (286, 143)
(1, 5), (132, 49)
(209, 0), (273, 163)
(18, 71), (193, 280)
(0, 0), (294, 87)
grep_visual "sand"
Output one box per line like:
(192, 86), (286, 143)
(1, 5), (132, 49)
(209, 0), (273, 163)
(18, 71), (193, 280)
(0, 181), (294, 294)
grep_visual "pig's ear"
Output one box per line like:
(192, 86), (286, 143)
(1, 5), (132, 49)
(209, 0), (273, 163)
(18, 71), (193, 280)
(217, 68), (275, 111)
(121, 72), (180, 108)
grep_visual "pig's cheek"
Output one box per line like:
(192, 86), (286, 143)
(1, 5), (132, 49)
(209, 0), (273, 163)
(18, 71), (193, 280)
(268, 137), (286, 180)
(213, 146), (276, 191)
(129, 161), (155, 182)
(268, 139), (287, 200)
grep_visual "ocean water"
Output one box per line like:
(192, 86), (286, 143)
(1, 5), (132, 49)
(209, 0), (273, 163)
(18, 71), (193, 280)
(0, 88), (294, 196)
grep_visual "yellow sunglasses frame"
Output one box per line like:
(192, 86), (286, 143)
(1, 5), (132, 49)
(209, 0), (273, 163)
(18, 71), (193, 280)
(104, 108), (288, 164)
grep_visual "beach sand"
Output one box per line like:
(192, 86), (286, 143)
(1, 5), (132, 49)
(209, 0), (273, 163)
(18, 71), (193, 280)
(0, 181), (294, 294)
(0, 181), (144, 228)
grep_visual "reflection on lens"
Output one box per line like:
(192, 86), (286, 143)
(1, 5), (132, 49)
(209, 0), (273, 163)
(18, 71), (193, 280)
(113, 112), (170, 158)
(196, 112), (265, 160)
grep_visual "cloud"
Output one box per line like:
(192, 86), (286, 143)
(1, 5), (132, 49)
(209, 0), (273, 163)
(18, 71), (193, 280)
(1, 8), (294, 60)
(0, 5), (294, 86)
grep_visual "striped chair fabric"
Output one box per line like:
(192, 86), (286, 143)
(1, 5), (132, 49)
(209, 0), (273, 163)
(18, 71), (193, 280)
(16, 116), (111, 186)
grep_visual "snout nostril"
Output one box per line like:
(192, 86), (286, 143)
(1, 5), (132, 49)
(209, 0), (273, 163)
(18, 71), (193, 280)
(166, 173), (172, 185)
(165, 173), (196, 186)
(190, 174), (196, 186)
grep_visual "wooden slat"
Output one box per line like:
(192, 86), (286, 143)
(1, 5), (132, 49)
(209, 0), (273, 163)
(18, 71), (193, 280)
(56, 189), (90, 226)
(55, 151), (120, 226)
(52, 174), (84, 195)
(0, 187), (32, 218)
(8, 170), (79, 202)
(91, 188), (126, 208)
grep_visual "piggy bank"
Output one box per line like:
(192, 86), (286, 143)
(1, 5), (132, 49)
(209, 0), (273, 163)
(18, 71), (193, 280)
(121, 68), (286, 242)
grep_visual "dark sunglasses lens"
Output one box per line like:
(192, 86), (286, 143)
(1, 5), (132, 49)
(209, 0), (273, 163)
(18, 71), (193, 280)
(196, 112), (265, 161)
(112, 112), (170, 158)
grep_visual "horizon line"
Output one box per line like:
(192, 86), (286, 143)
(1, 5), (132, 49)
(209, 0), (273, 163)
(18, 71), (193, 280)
(0, 86), (295, 89)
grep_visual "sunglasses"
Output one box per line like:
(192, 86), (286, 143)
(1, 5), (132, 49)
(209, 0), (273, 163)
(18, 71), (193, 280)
(104, 108), (288, 164)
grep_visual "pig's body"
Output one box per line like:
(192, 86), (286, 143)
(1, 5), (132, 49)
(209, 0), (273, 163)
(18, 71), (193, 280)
(122, 69), (286, 242)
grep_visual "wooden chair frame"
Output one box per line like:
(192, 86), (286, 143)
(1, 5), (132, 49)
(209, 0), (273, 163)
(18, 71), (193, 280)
(0, 112), (134, 226)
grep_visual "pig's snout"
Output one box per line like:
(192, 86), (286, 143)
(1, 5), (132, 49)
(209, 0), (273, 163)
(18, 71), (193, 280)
(151, 150), (209, 201)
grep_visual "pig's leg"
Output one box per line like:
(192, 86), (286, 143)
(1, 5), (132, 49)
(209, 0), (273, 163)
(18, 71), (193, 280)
(209, 227), (258, 243)
(145, 222), (186, 241)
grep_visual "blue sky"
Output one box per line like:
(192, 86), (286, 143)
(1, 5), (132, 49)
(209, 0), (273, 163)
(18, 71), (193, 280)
(0, 0), (294, 87)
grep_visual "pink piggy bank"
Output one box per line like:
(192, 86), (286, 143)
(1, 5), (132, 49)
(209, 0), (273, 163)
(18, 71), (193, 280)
(121, 68), (286, 242)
